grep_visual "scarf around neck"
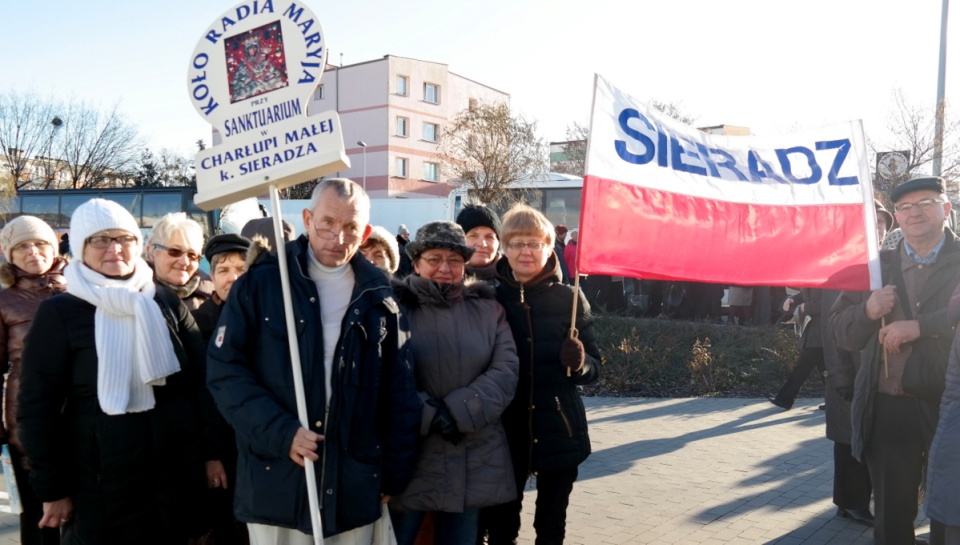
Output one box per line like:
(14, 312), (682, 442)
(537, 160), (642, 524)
(64, 258), (182, 415)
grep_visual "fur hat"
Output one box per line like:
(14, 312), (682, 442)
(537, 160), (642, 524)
(204, 233), (251, 264)
(1, 215), (59, 256)
(406, 221), (476, 261)
(241, 217), (295, 252)
(456, 205), (501, 239)
(890, 176), (945, 203)
(69, 199), (142, 254)
(363, 226), (401, 273)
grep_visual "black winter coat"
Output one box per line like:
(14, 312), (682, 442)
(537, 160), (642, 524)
(495, 253), (600, 475)
(18, 288), (208, 545)
(206, 236), (421, 537)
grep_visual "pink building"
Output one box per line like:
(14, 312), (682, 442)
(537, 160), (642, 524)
(308, 55), (509, 198)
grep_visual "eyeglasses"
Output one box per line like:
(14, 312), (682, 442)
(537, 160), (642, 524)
(894, 198), (946, 214)
(312, 223), (361, 243)
(506, 241), (548, 251)
(87, 235), (139, 249)
(11, 240), (52, 254)
(154, 243), (201, 262)
(419, 256), (465, 269)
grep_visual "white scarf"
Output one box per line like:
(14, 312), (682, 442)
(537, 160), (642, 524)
(64, 258), (182, 415)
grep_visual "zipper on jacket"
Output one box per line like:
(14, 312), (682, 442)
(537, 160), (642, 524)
(521, 283), (535, 478)
(555, 396), (574, 437)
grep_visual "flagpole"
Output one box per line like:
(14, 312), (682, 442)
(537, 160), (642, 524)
(269, 184), (325, 545)
(933, 0), (949, 176)
(567, 275), (582, 377)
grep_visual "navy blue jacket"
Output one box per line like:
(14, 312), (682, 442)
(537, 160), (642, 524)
(207, 236), (420, 536)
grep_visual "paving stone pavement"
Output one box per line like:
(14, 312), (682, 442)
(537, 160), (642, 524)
(0, 397), (936, 544)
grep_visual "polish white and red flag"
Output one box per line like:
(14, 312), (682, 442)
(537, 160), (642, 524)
(578, 75), (882, 290)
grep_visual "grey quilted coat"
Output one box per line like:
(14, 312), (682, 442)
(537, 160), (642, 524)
(391, 275), (519, 512)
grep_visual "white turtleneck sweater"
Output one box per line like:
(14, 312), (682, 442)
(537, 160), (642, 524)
(306, 251), (355, 408)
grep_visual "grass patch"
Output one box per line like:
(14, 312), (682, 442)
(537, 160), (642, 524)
(585, 314), (821, 398)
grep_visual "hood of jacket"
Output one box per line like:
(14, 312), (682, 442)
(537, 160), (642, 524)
(495, 251), (562, 291)
(393, 273), (494, 308)
(0, 257), (68, 290)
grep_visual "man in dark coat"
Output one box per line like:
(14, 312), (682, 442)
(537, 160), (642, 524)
(207, 179), (421, 543)
(396, 224), (413, 278)
(830, 177), (958, 545)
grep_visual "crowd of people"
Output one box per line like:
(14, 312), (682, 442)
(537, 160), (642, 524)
(0, 177), (600, 545)
(1, 174), (959, 544)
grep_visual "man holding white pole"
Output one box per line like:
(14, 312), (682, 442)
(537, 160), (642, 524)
(208, 178), (421, 544)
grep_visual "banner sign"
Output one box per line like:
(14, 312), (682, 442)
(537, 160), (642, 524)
(579, 75), (881, 290)
(188, 1), (349, 210)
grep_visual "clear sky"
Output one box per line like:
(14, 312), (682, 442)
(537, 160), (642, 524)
(5, 0), (956, 161)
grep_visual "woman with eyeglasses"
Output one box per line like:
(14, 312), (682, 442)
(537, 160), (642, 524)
(0, 215), (67, 545)
(481, 204), (601, 545)
(388, 221), (519, 545)
(146, 212), (213, 311)
(17, 199), (209, 544)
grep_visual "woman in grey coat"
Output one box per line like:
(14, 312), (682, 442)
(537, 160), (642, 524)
(388, 221), (519, 545)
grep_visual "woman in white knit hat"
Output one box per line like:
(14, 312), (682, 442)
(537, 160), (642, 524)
(0, 215), (67, 545)
(17, 198), (210, 544)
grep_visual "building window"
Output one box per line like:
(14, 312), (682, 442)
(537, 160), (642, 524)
(397, 75), (408, 96)
(422, 122), (439, 142)
(396, 158), (408, 178)
(314, 85), (324, 100)
(424, 83), (440, 104)
(424, 162), (439, 182)
(396, 116), (408, 137)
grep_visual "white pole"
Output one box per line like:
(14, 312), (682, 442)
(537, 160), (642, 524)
(933, 0), (949, 177)
(269, 184), (324, 545)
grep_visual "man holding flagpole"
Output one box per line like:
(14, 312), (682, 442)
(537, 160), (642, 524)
(207, 178), (421, 544)
(831, 176), (958, 545)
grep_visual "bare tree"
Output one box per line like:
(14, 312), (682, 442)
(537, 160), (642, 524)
(438, 102), (547, 205)
(554, 101), (699, 177)
(872, 89), (959, 199)
(57, 102), (143, 189)
(552, 122), (588, 176)
(0, 91), (65, 191)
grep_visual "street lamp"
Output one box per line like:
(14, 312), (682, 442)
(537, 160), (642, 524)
(357, 140), (367, 192)
(44, 116), (63, 188)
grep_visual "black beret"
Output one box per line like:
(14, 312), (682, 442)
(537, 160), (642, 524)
(890, 176), (945, 203)
(204, 233), (251, 263)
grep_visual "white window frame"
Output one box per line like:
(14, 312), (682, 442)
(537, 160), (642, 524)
(422, 122), (439, 142)
(396, 116), (408, 137)
(396, 157), (408, 178)
(397, 75), (409, 96)
(423, 162), (439, 182)
(424, 82), (440, 104)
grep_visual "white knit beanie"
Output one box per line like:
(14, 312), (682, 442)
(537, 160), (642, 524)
(365, 225), (400, 273)
(0, 215), (59, 256)
(70, 198), (142, 254)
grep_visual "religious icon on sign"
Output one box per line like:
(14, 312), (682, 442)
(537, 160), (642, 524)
(225, 21), (289, 103)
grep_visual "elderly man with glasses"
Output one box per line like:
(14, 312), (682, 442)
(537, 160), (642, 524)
(207, 178), (420, 545)
(831, 176), (959, 545)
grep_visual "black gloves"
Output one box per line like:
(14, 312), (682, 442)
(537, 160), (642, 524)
(560, 336), (585, 372)
(835, 385), (854, 403)
(426, 398), (464, 445)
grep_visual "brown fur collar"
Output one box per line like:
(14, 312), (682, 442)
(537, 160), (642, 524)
(245, 235), (273, 270)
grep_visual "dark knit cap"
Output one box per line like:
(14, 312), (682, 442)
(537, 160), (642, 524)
(406, 221), (476, 261)
(241, 217), (296, 250)
(890, 176), (945, 203)
(204, 233), (251, 263)
(456, 205), (502, 239)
